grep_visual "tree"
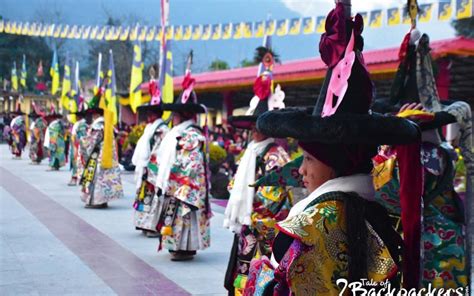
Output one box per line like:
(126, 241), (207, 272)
(86, 17), (134, 93)
(452, 17), (474, 38)
(0, 33), (53, 92)
(208, 59), (230, 71)
(239, 58), (258, 67)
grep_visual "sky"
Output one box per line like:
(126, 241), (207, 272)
(1, 0), (457, 74)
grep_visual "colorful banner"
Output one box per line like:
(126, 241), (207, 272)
(438, 0), (453, 20)
(222, 23), (233, 40)
(243, 22), (253, 38)
(202, 24), (212, 40)
(315, 16), (326, 33)
(302, 17), (315, 34)
(289, 18), (301, 35)
(387, 8), (401, 26)
(254, 21), (265, 38)
(419, 3), (435, 22)
(456, 0), (473, 19)
(2, 1), (470, 43)
(369, 10), (383, 28)
(192, 24), (202, 40)
(211, 24), (221, 40)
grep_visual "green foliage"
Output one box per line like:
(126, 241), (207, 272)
(86, 17), (133, 93)
(0, 34), (52, 91)
(209, 142), (227, 165)
(452, 17), (474, 38)
(123, 123), (145, 152)
(208, 59), (229, 71)
(240, 58), (258, 67)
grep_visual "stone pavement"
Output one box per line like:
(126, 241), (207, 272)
(0, 144), (233, 296)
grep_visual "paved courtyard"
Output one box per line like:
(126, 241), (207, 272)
(0, 144), (233, 295)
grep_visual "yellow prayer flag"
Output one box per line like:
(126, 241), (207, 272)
(0, 20), (4, 33)
(387, 8), (401, 26)
(419, 4), (434, 23)
(5, 21), (11, 34)
(183, 25), (192, 40)
(456, 0), (473, 19)
(120, 26), (130, 40)
(138, 26), (147, 41)
(254, 21), (265, 38)
(276, 19), (289, 36)
(96, 26), (106, 40)
(61, 61), (72, 110)
(222, 23), (233, 40)
(369, 10), (383, 28)
(402, 10), (412, 24)
(166, 26), (174, 40)
(155, 27), (164, 41)
(211, 24), (221, 40)
(60, 25), (69, 38)
(265, 20), (276, 36)
(82, 26), (91, 39)
(67, 25), (77, 39)
(438, 1), (453, 21)
(21, 23), (29, 35)
(202, 24), (212, 40)
(233, 22), (244, 39)
(289, 18), (301, 35)
(146, 26), (156, 41)
(53, 24), (62, 38)
(243, 22), (253, 38)
(316, 16), (326, 33)
(129, 26), (139, 41)
(174, 26), (183, 40)
(192, 25), (202, 40)
(302, 17), (315, 34)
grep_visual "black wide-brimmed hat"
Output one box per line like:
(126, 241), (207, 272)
(256, 6), (419, 145)
(161, 60), (206, 114)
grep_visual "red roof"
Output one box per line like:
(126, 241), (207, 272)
(172, 37), (474, 92)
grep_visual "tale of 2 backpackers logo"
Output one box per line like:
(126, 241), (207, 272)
(336, 278), (470, 296)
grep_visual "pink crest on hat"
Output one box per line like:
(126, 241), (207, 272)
(321, 30), (356, 117)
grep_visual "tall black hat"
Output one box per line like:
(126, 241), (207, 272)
(256, 3), (422, 289)
(161, 51), (206, 114)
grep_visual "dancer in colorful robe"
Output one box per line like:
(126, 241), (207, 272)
(68, 110), (88, 186)
(154, 71), (210, 261)
(44, 112), (66, 170)
(80, 105), (123, 208)
(372, 29), (472, 289)
(223, 45), (292, 295)
(8, 108), (26, 159)
(28, 108), (47, 164)
(132, 103), (169, 237)
(244, 4), (423, 294)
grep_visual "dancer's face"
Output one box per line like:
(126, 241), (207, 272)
(299, 150), (336, 193)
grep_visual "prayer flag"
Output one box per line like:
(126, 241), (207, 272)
(174, 26), (183, 40)
(233, 22), (243, 39)
(129, 42), (143, 113)
(192, 25), (202, 40)
(438, 0), (453, 21)
(369, 10), (383, 28)
(254, 21), (265, 38)
(183, 25), (193, 40)
(456, 0), (473, 19)
(316, 16), (326, 33)
(419, 4), (434, 23)
(302, 17), (315, 34)
(20, 54), (27, 90)
(211, 24), (222, 40)
(222, 23), (233, 39)
(276, 19), (289, 36)
(50, 50), (60, 95)
(243, 22), (253, 38)
(387, 8), (401, 26)
(11, 62), (18, 92)
(202, 24), (212, 40)
(265, 20), (276, 36)
(289, 18), (301, 35)
(61, 53), (72, 110)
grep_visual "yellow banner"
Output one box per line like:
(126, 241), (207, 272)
(192, 25), (202, 40)
(174, 25), (183, 40)
(289, 18), (301, 35)
(233, 22), (243, 39)
(222, 23), (233, 39)
(438, 0), (453, 21)
(254, 21), (265, 38)
(456, 0), (473, 19)
(387, 8), (401, 26)
(243, 22), (253, 38)
(316, 16), (326, 33)
(276, 19), (289, 36)
(302, 17), (315, 34)
(265, 20), (276, 36)
(211, 24), (221, 40)
(369, 10), (383, 28)
(419, 3), (434, 22)
(183, 25), (192, 40)
(202, 24), (212, 40)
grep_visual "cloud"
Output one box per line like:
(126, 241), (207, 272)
(280, 0), (405, 16)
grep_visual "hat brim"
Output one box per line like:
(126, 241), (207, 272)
(85, 108), (104, 116)
(161, 103), (205, 114)
(256, 108), (421, 145)
(137, 104), (163, 114)
(228, 115), (258, 130)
